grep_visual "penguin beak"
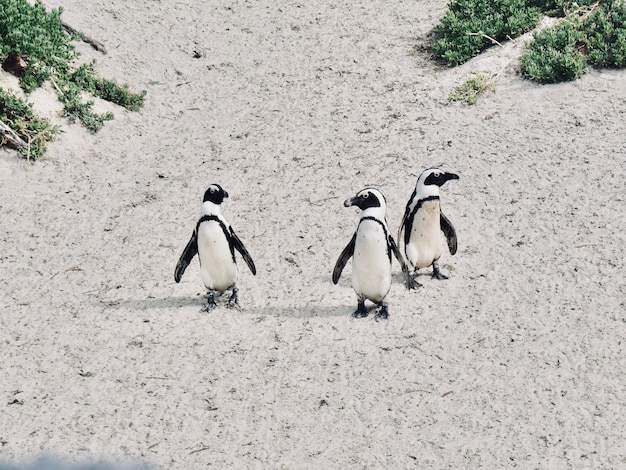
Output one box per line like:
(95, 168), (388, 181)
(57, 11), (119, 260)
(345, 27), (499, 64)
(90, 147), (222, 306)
(223, 190), (229, 199)
(344, 196), (359, 207)
(436, 172), (459, 186)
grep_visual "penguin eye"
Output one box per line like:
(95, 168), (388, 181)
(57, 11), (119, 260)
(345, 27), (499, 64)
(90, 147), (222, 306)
(362, 192), (369, 199)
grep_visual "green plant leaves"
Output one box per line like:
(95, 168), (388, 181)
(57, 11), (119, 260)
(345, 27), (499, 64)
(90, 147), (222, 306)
(584, 0), (626, 67)
(0, 88), (59, 160)
(432, 0), (543, 65)
(521, 22), (587, 83)
(0, 0), (145, 159)
(433, 0), (626, 84)
(448, 74), (493, 104)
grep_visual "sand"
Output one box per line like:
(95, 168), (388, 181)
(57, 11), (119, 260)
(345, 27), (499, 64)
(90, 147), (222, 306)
(1, 0), (625, 468)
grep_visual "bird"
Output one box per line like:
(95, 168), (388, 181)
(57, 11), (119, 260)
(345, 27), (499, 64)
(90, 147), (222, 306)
(398, 168), (459, 288)
(333, 187), (410, 320)
(175, 184), (256, 311)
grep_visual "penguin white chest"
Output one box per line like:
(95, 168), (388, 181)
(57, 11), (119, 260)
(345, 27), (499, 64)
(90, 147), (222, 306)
(197, 221), (237, 292)
(406, 201), (443, 269)
(352, 220), (391, 303)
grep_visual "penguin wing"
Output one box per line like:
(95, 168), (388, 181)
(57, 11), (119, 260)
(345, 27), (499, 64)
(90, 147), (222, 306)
(440, 211), (457, 255)
(388, 234), (412, 289)
(174, 231), (198, 282)
(397, 195), (414, 249)
(230, 228), (257, 275)
(332, 232), (356, 284)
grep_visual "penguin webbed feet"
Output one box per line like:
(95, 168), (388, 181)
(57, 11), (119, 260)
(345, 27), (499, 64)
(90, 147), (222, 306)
(227, 287), (241, 310)
(407, 272), (423, 290)
(201, 292), (218, 312)
(431, 261), (449, 280)
(374, 304), (389, 322)
(352, 299), (389, 321)
(352, 298), (368, 319)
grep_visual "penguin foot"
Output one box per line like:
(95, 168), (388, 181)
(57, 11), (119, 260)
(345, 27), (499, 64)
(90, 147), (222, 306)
(375, 305), (389, 322)
(352, 299), (368, 318)
(431, 268), (448, 280)
(431, 262), (448, 280)
(201, 293), (217, 312)
(352, 309), (368, 319)
(408, 273), (423, 290)
(227, 288), (240, 310)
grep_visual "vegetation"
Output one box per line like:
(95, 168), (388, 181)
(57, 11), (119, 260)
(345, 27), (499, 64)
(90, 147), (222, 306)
(521, 21), (587, 83)
(432, 0), (626, 86)
(0, 0), (145, 160)
(522, 1), (626, 82)
(432, 0), (544, 65)
(582, 0), (626, 67)
(0, 87), (59, 160)
(448, 74), (493, 104)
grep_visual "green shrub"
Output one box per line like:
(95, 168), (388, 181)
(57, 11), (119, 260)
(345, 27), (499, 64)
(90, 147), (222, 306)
(584, 0), (626, 67)
(527, 0), (599, 17)
(520, 21), (587, 82)
(0, 88), (59, 160)
(448, 74), (493, 104)
(432, 0), (626, 85)
(432, 0), (544, 65)
(69, 62), (146, 111)
(0, 0), (75, 92)
(0, 0), (145, 158)
(57, 84), (114, 133)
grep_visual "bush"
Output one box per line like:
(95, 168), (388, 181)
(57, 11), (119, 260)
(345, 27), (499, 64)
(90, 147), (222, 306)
(584, 0), (626, 67)
(0, 0), (145, 158)
(0, 88), (59, 160)
(527, 0), (599, 17)
(433, 0), (626, 85)
(0, 0), (75, 91)
(521, 21), (587, 82)
(432, 0), (544, 65)
(448, 74), (493, 104)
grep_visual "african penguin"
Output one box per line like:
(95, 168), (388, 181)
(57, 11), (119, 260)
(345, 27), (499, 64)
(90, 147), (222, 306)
(332, 188), (410, 320)
(398, 168), (459, 288)
(175, 184), (256, 311)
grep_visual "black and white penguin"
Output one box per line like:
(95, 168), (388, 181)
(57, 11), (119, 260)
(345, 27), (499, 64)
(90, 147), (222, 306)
(175, 184), (256, 311)
(398, 168), (459, 288)
(333, 188), (409, 320)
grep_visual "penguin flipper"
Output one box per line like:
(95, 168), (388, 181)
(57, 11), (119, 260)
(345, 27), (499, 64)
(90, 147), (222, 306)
(388, 234), (413, 289)
(440, 211), (457, 255)
(397, 194), (414, 248)
(175, 232), (198, 282)
(230, 228), (257, 275)
(332, 233), (356, 284)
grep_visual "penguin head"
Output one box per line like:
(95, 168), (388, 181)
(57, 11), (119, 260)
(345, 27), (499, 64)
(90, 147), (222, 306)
(201, 184), (229, 215)
(415, 168), (459, 198)
(344, 188), (387, 217)
(202, 184), (229, 205)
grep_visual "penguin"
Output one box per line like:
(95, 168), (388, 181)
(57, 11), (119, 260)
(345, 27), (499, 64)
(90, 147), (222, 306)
(332, 188), (410, 320)
(398, 168), (459, 288)
(175, 184), (256, 311)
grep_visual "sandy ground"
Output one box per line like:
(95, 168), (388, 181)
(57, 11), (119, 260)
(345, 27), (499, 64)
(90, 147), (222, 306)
(1, 0), (625, 468)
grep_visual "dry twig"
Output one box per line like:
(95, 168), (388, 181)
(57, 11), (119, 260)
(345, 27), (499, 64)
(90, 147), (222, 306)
(62, 22), (107, 54)
(0, 119), (28, 150)
(467, 32), (505, 48)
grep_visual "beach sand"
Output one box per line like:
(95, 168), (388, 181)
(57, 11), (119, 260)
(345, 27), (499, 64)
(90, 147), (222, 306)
(1, 0), (625, 468)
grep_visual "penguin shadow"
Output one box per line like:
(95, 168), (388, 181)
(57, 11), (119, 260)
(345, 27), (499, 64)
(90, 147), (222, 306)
(103, 295), (349, 318)
(243, 304), (349, 319)
(103, 294), (205, 311)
